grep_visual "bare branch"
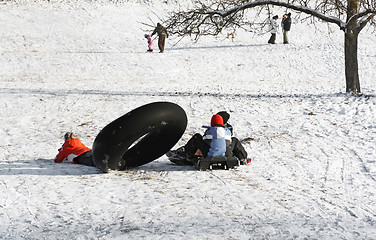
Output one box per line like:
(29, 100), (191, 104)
(359, 13), (376, 31)
(164, 0), (376, 40)
(206, 0), (344, 26)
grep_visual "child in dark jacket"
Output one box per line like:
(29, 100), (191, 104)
(216, 111), (250, 163)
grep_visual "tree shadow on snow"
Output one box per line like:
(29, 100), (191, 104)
(4, 87), (375, 99)
(0, 159), (101, 176)
(168, 43), (267, 51)
(0, 159), (196, 176)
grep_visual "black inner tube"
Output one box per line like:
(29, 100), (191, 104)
(92, 102), (187, 172)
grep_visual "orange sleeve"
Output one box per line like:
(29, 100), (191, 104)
(54, 141), (73, 163)
(54, 147), (66, 163)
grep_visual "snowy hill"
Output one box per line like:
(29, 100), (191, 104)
(1, 0), (375, 239)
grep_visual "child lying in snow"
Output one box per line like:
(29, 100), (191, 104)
(54, 132), (95, 166)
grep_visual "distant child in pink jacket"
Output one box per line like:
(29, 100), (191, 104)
(144, 34), (153, 52)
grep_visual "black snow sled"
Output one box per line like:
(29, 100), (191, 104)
(195, 156), (240, 171)
(166, 150), (240, 170)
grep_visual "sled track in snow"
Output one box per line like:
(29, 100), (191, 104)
(3, 88), (375, 99)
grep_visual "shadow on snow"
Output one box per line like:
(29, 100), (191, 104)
(2, 87), (374, 99)
(0, 159), (196, 176)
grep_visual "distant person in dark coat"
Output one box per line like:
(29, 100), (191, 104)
(282, 13), (292, 44)
(151, 23), (168, 53)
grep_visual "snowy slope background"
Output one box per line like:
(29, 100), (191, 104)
(1, 0), (376, 239)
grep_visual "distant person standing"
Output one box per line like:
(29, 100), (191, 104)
(282, 13), (292, 44)
(268, 15), (279, 44)
(151, 23), (168, 53)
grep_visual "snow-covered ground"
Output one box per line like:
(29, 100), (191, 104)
(1, 0), (375, 239)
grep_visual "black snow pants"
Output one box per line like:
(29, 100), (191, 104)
(184, 133), (210, 158)
(268, 33), (276, 44)
(231, 137), (248, 160)
(73, 151), (95, 166)
(184, 134), (247, 160)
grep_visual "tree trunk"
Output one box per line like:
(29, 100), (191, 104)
(344, 30), (360, 94)
(344, 0), (361, 94)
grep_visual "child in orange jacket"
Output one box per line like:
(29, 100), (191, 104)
(54, 132), (95, 166)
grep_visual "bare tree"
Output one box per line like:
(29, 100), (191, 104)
(164, 0), (376, 95)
